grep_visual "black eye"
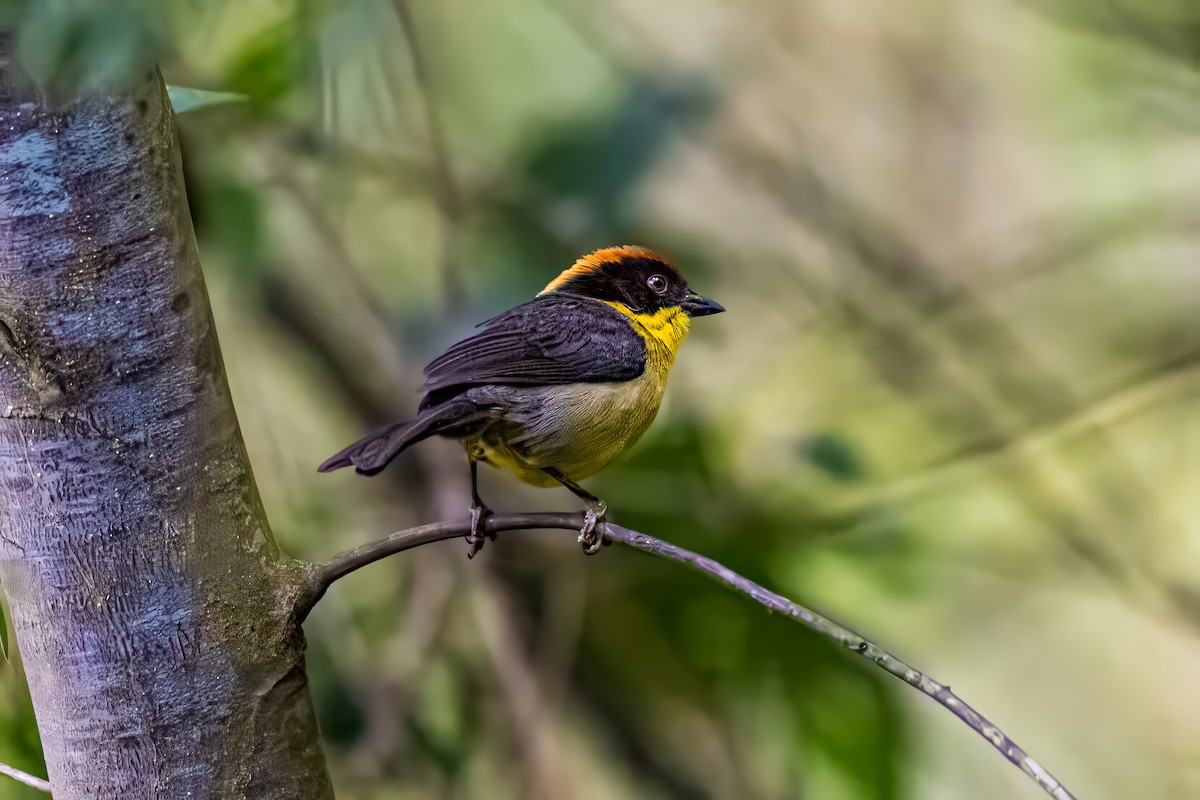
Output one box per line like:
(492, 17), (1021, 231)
(646, 274), (668, 294)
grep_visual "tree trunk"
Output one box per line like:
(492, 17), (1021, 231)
(0, 68), (334, 798)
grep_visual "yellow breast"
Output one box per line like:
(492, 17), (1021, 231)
(470, 304), (691, 486)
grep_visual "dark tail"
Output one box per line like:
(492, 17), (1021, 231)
(317, 398), (482, 476)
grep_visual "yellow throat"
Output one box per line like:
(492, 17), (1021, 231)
(604, 302), (691, 381)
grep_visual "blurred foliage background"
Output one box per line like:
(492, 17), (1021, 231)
(3, 0), (1200, 798)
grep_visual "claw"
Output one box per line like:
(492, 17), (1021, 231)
(466, 503), (493, 559)
(578, 501), (607, 555)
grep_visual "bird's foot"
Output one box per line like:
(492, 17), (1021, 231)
(466, 503), (495, 560)
(578, 500), (608, 555)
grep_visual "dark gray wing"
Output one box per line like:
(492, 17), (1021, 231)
(420, 294), (645, 407)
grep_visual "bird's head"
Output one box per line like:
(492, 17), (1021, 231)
(539, 246), (725, 318)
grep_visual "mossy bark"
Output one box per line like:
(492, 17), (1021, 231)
(0, 70), (333, 798)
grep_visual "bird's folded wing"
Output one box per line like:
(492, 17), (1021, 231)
(421, 294), (646, 398)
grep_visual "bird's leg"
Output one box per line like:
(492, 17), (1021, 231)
(544, 469), (610, 555)
(577, 500), (608, 556)
(467, 458), (494, 559)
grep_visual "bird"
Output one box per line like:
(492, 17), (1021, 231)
(318, 245), (724, 556)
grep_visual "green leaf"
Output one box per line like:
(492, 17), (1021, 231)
(521, 76), (714, 227)
(191, 171), (267, 281)
(802, 432), (868, 483)
(167, 85), (246, 114)
(222, 21), (303, 106)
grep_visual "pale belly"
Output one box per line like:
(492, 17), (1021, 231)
(462, 370), (668, 487)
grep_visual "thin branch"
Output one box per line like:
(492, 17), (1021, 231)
(0, 761), (50, 793)
(307, 512), (1078, 800)
(391, 0), (467, 310)
(470, 574), (571, 800)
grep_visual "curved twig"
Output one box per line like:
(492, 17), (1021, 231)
(307, 513), (1077, 800)
(0, 761), (50, 793)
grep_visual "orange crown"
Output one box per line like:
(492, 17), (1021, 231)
(539, 245), (669, 295)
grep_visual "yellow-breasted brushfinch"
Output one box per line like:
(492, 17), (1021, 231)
(319, 246), (724, 555)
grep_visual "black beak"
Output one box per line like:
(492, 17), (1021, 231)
(681, 290), (725, 317)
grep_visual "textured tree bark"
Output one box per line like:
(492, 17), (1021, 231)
(0, 70), (334, 798)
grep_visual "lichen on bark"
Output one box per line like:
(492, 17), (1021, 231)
(0, 71), (333, 798)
